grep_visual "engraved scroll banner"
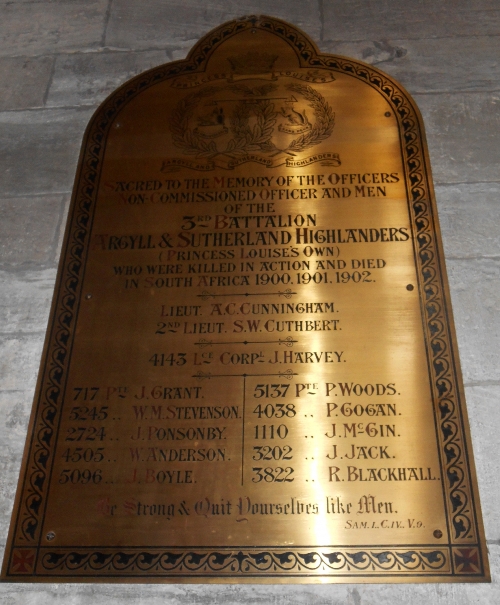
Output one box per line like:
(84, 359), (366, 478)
(1, 16), (489, 583)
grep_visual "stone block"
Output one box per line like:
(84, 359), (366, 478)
(0, 269), (56, 334)
(436, 183), (500, 259)
(0, 108), (94, 196)
(465, 385), (500, 540)
(0, 56), (54, 111)
(416, 92), (500, 184)
(169, 42), (198, 61)
(0, 195), (64, 266)
(0, 391), (31, 541)
(105, 0), (321, 50)
(0, 1), (108, 57)
(322, 1), (500, 41)
(0, 562), (499, 603)
(55, 195), (71, 261)
(318, 36), (500, 94)
(46, 50), (168, 108)
(447, 258), (500, 384)
(0, 335), (44, 392)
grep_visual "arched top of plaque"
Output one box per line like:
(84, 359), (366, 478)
(82, 15), (429, 192)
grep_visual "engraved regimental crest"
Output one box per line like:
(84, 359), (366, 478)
(165, 60), (338, 171)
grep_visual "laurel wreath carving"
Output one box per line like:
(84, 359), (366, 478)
(169, 83), (334, 159)
(170, 86), (220, 157)
(285, 84), (335, 153)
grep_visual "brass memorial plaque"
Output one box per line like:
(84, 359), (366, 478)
(2, 16), (489, 583)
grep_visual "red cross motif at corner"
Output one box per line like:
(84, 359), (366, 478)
(11, 549), (35, 573)
(454, 548), (480, 574)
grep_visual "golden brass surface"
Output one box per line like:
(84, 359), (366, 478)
(1, 16), (489, 583)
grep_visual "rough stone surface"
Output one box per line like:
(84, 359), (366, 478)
(465, 386), (500, 538)
(447, 258), (500, 384)
(0, 108), (95, 196)
(0, 196), (65, 266)
(0, 391), (31, 542)
(0, 269), (57, 334)
(105, 0), (322, 50)
(46, 50), (169, 108)
(322, 1), (500, 41)
(437, 183), (500, 258)
(318, 37), (500, 93)
(417, 92), (500, 185)
(0, 335), (44, 392)
(0, 1), (499, 601)
(0, 56), (54, 111)
(0, 0), (108, 57)
(0, 561), (498, 604)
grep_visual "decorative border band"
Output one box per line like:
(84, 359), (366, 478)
(16, 547), (452, 577)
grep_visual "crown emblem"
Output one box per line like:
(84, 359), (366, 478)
(227, 52), (278, 74)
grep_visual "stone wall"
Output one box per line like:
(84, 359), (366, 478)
(0, 1), (498, 602)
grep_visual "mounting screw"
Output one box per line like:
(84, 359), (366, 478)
(406, 284), (414, 291)
(433, 529), (443, 539)
(384, 112), (391, 117)
(46, 531), (56, 541)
